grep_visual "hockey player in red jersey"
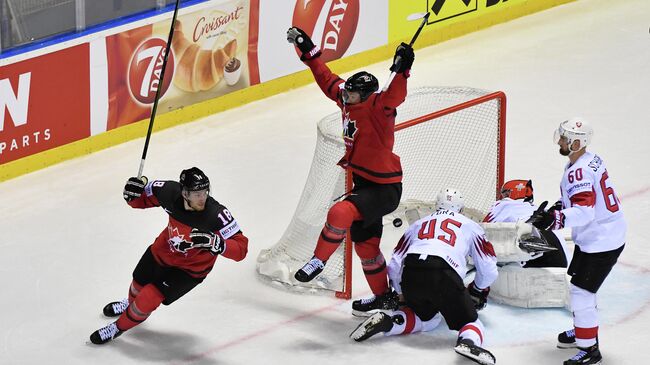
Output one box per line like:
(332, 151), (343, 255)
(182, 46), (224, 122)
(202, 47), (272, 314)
(286, 27), (413, 313)
(89, 167), (248, 345)
(527, 118), (626, 365)
(350, 189), (498, 365)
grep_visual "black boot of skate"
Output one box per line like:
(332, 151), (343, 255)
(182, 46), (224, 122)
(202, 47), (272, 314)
(557, 328), (577, 348)
(89, 322), (123, 345)
(351, 290), (399, 317)
(563, 344), (602, 365)
(294, 256), (325, 282)
(349, 312), (399, 342)
(454, 338), (496, 365)
(103, 299), (129, 317)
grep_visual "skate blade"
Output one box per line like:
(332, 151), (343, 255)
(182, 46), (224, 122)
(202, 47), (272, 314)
(454, 343), (496, 365)
(557, 342), (578, 349)
(349, 313), (386, 342)
(351, 308), (383, 318)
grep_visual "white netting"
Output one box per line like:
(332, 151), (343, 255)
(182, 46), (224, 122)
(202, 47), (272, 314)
(256, 87), (505, 295)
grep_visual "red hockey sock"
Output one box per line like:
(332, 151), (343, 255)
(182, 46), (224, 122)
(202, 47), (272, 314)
(355, 238), (388, 295)
(314, 201), (362, 261)
(116, 284), (165, 331)
(128, 280), (143, 303)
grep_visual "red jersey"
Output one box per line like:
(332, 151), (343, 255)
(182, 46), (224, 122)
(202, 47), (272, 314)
(305, 57), (408, 184)
(128, 180), (248, 278)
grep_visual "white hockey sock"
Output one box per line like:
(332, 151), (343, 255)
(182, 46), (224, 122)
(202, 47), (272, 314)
(459, 319), (486, 346)
(570, 284), (598, 347)
(385, 308), (442, 336)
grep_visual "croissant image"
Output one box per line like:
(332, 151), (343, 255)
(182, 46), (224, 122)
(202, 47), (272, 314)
(171, 20), (238, 92)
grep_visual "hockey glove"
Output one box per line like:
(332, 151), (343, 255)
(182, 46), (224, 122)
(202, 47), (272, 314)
(468, 281), (490, 311)
(287, 27), (321, 61)
(526, 201), (565, 231)
(190, 228), (225, 256)
(123, 176), (148, 202)
(390, 42), (415, 74)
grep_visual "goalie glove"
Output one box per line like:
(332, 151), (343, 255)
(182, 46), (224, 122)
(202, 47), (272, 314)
(468, 281), (490, 311)
(287, 27), (321, 61)
(189, 228), (225, 256)
(526, 201), (565, 231)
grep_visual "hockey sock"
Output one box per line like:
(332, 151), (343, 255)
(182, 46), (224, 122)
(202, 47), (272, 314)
(355, 238), (388, 295)
(570, 284), (599, 347)
(116, 284), (165, 331)
(314, 201), (362, 261)
(128, 280), (143, 303)
(385, 308), (443, 336)
(459, 319), (486, 346)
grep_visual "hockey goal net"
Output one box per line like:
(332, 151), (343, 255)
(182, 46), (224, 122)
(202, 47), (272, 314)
(256, 87), (506, 298)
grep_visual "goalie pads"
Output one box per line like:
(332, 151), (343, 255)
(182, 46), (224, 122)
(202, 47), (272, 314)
(480, 221), (558, 263)
(489, 264), (570, 308)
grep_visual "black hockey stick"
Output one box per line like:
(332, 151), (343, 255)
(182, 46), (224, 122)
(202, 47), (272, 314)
(381, 12), (430, 92)
(137, 0), (182, 178)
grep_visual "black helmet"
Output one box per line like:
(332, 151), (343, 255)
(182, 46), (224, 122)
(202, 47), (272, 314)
(344, 71), (378, 102)
(180, 167), (210, 191)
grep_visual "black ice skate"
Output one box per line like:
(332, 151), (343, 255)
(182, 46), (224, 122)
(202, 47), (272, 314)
(454, 338), (496, 365)
(294, 256), (325, 282)
(557, 328), (577, 348)
(349, 312), (399, 342)
(563, 344), (602, 365)
(103, 298), (129, 317)
(519, 233), (557, 253)
(351, 290), (399, 317)
(89, 322), (123, 345)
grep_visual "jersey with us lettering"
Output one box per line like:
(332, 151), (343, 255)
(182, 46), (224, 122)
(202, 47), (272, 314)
(388, 209), (498, 292)
(559, 151), (626, 253)
(128, 180), (248, 278)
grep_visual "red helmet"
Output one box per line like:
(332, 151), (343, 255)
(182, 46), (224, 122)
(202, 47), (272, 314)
(500, 179), (533, 202)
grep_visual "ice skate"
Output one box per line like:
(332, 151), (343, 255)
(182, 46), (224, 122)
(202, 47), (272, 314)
(294, 256), (325, 282)
(351, 290), (399, 317)
(454, 338), (496, 365)
(89, 322), (123, 345)
(350, 312), (396, 342)
(557, 328), (577, 348)
(102, 298), (129, 317)
(563, 344), (602, 365)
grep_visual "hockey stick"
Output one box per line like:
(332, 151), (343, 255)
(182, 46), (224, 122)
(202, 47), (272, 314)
(137, 0), (182, 178)
(381, 12), (430, 92)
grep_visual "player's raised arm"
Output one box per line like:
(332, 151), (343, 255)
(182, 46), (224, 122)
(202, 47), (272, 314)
(287, 27), (343, 102)
(379, 43), (414, 109)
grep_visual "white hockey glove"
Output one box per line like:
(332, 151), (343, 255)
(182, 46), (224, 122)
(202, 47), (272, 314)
(189, 228), (225, 256)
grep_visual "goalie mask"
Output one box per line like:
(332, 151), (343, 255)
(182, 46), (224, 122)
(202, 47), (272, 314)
(435, 188), (465, 213)
(501, 179), (534, 202)
(554, 117), (593, 154)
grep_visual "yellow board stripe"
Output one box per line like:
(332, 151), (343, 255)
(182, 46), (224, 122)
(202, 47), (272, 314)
(0, 0), (574, 182)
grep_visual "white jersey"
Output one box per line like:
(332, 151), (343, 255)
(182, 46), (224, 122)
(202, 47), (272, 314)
(483, 198), (536, 223)
(559, 151), (626, 253)
(387, 209), (498, 293)
(484, 198), (570, 261)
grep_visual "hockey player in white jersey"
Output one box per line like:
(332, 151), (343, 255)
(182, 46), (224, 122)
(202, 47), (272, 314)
(350, 189), (498, 365)
(485, 179), (569, 268)
(527, 118), (626, 365)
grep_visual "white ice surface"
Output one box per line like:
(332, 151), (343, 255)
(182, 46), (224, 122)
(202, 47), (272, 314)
(1, 0), (650, 364)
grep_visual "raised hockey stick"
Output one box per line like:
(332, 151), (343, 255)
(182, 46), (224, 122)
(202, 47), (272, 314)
(381, 12), (430, 92)
(137, 0), (182, 178)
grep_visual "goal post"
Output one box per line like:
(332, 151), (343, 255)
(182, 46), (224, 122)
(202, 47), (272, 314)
(256, 87), (507, 299)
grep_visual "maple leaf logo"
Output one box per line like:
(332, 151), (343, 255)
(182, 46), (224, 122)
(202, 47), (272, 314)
(342, 112), (358, 140)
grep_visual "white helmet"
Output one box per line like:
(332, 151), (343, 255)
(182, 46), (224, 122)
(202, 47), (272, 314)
(435, 188), (465, 213)
(554, 117), (593, 152)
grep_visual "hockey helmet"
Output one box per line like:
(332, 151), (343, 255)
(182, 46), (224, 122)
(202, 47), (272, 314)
(500, 179), (534, 202)
(180, 167), (210, 192)
(435, 188), (465, 213)
(554, 117), (593, 152)
(344, 71), (378, 102)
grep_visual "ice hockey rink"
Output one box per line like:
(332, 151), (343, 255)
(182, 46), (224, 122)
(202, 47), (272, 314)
(1, 0), (649, 364)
